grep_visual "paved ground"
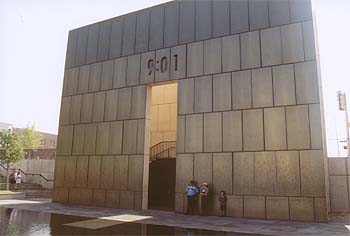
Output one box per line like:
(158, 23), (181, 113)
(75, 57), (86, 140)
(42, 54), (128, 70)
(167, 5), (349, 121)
(0, 199), (349, 236)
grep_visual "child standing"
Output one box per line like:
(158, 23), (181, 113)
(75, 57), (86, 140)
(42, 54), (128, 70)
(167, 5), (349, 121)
(219, 191), (227, 217)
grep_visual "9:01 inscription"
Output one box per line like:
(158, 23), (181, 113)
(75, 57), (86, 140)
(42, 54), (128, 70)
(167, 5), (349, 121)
(147, 54), (178, 75)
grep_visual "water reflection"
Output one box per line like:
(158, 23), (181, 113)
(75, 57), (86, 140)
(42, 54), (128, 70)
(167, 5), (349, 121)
(49, 213), (228, 235)
(0, 208), (51, 236)
(0, 207), (261, 236)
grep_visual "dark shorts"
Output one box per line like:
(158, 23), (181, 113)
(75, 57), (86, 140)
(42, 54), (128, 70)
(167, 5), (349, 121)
(220, 204), (226, 211)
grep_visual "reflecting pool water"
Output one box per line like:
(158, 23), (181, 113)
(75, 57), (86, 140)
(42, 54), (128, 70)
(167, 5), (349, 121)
(0, 207), (264, 236)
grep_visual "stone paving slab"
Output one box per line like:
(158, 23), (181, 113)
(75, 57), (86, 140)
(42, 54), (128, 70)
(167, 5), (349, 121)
(0, 199), (349, 236)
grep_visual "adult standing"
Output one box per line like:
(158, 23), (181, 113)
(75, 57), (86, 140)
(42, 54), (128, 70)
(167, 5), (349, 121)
(15, 171), (22, 190)
(185, 180), (198, 215)
(199, 183), (209, 216)
(9, 170), (16, 184)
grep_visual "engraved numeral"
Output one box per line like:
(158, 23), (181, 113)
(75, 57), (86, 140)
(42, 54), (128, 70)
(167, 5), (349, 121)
(160, 56), (168, 73)
(173, 54), (178, 71)
(148, 59), (154, 75)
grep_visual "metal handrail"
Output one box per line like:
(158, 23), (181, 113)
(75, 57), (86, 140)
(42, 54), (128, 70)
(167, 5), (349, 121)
(0, 163), (53, 182)
(150, 141), (176, 158)
(150, 141), (176, 147)
(150, 147), (176, 162)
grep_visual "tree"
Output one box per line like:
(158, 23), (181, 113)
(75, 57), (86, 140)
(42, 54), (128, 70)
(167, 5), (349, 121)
(20, 123), (41, 149)
(0, 131), (24, 190)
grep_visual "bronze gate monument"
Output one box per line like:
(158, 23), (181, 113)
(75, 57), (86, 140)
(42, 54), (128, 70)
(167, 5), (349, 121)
(53, 0), (328, 222)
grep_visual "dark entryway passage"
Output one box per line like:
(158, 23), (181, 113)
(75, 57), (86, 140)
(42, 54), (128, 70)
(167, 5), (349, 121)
(148, 83), (178, 211)
(148, 157), (176, 210)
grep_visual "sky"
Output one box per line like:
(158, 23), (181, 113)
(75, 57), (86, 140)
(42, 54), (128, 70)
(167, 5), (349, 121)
(0, 0), (349, 157)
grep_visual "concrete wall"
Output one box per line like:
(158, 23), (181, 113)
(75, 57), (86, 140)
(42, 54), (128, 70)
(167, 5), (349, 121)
(20, 160), (55, 189)
(150, 83), (177, 146)
(0, 160), (55, 189)
(328, 158), (350, 213)
(54, 0), (327, 222)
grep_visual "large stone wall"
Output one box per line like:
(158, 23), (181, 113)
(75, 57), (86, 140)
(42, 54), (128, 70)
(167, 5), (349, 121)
(54, 0), (328, 222)
(328, 158), (350, 213)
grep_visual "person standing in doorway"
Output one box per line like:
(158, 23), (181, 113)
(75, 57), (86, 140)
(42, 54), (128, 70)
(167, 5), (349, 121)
(199, 183), (209, 216)
(185, 180), (198, 215)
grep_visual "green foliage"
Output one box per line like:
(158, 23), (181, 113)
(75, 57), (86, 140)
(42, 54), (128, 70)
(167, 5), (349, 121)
(20, 123), (41, 149)
(0, 131), (24, 165)
(0, 131), (25, 190)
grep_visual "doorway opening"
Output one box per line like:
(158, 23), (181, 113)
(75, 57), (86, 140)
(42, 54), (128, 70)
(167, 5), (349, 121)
(148, 82), (178, 211)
